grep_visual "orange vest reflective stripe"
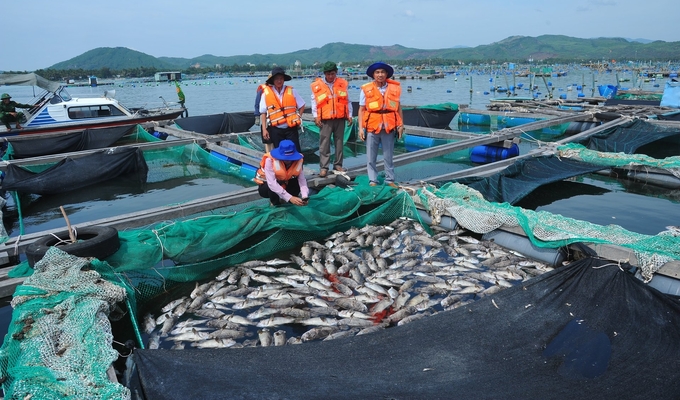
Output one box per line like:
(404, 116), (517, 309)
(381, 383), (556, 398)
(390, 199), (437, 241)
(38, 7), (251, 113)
(263, 86), (301, 127)
(361, 79), (403, 133)
(310, 78), (349, 120)
(254, 153), (304, 188)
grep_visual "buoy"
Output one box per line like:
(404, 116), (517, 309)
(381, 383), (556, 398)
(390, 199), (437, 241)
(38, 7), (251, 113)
(627, 170), (680, 189)
(416, 209), (458, 230)
(637, 270), (680, 296)
(469, 143), (519, 164)
(482, 229), (566, 267)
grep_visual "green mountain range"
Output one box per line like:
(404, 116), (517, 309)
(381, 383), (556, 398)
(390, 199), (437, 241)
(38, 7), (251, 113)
(47, 35), (679, 71)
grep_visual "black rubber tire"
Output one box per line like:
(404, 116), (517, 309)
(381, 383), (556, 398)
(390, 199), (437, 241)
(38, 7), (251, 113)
(25, 226), (121, 268)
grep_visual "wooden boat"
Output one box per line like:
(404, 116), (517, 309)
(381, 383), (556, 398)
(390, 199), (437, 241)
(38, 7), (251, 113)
(0, 73), (184, 137)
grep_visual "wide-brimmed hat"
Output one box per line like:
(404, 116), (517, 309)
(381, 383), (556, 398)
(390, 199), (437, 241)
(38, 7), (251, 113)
(1, 93), (10, 100)
(271, 140), (303, 161)
(366, 62), (394, 79)
(322, 61), (338, 73)
(266, 67), (292, 85)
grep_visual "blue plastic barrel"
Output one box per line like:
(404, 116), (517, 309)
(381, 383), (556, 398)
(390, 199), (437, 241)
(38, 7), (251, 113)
(210, 150), (241, 166)
(576, 85), (583, 90)
(559, 94), (567, 99)
(469, 143), (519, 164)
(240, 163), (258, 179)
(502, 116), (539, 127)
(152, 131), (168, 140)
(459, 112), (491, 126)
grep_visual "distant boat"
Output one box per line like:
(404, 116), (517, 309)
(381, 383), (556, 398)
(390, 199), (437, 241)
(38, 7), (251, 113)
(0, 73), (184, 137)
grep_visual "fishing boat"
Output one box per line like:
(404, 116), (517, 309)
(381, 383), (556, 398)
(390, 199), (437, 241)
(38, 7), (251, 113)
(0, 73), (185, 137)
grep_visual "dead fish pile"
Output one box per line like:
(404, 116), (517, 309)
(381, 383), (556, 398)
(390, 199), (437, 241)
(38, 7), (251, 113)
(143, 218), (554, 350)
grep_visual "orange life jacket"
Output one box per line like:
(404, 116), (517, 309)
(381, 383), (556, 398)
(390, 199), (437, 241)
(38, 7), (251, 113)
(263, 86), (301, 127)
(254, 153), (304, 188)
(361, 79), (403, 133)
(310, 78), (349, 120)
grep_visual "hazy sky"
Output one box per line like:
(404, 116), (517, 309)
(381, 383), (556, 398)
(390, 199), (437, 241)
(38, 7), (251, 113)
(3, 0), (677, 71)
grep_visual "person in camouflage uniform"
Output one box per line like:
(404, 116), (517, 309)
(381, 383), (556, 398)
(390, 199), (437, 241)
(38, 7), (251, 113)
(1, 93), (32, 131)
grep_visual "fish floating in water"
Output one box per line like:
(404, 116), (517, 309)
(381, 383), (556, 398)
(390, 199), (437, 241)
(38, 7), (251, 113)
(143, 218), (554, 349)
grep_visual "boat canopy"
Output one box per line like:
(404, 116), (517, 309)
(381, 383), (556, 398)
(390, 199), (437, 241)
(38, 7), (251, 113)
(0, 73), (62, 93)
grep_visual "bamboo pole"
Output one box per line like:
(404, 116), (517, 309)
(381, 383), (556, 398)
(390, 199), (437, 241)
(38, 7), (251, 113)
(59, 206), (76, 243)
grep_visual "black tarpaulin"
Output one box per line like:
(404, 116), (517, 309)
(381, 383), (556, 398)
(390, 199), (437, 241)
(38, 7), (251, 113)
(129, 257), (680, 400)
(174, 112), (254, 134)
(455, 155), (605, 205)
(1, 147), (148, 194)
(401, 107), (458, 130)
(579, 119), (680, 154)
(7, 125), (135, 159)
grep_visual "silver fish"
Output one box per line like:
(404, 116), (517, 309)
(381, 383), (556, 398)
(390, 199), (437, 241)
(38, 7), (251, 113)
(191, 338), (236, 349)
(142, 313), (156, 334)
(357, 323), (388, 336)
(147, 333), (160, 349)
(193, 308), (226, 319)
(258, 328), (272, 347)
(215, 268), (235, 281)
(305, 296), (330, 308)
(335, 298), (368, 313)
(246, 307), (280, 320)
(161, 297), (188, 313)
(279, 307), (312, 319)
(338, 318), (375, 328)
(301, 326), (339, 342)
(299, 317), (338, 327)
(287, 336), (303, 345)
(232, 299), (267, 310)
(338, 310), (372, 320)
(370, 298), (394, 315)
(256, 316), (296, 328)
(309, 307), (339, 317)
(398, 312), (430, 326)
(223, 314), (256, 326)
(273, 330), (287, 346)
(172, 328), (209, 342)
(238, 260), (267, 268)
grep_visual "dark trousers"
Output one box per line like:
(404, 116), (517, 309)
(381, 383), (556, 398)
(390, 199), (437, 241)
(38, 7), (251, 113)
(267, 125), (302, 153)
(319, 118), (345, 171)
(258, 177), (301, 205)
(1, 113), (22, 128)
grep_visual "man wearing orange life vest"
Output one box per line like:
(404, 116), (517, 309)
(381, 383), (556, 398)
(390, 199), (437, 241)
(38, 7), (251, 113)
(254, 139), (309, 206)
(358, 62), (404, 188)
(260, 67), (305, 153)
(310, 61), (353, 177)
